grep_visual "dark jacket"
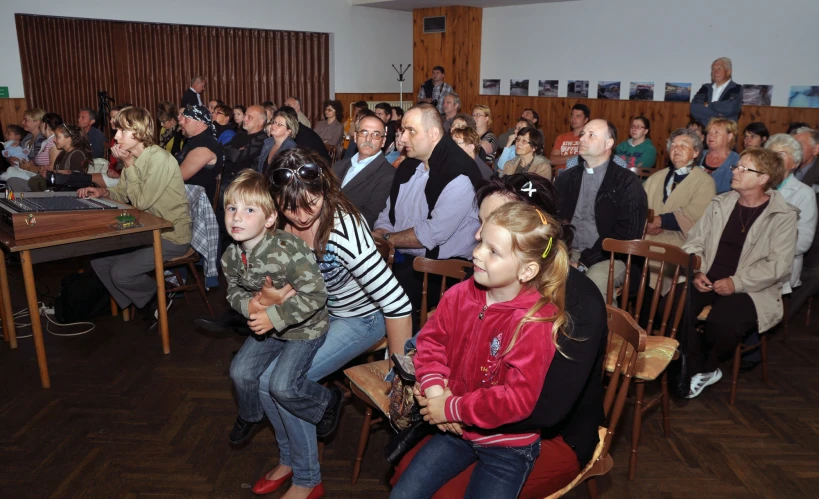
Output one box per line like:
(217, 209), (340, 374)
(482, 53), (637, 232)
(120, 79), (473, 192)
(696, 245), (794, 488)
(332, 153), (396, 228)
(555, 157), (648, 268)
(181, 88), (201, 108)
(224, 130), (267, 178)
(295, 126), (332, 163)
(800, 159), (819, 190)
(257, 137), (297, 173)
(690, 81), (743, 126)
(499, 267), (607, 467)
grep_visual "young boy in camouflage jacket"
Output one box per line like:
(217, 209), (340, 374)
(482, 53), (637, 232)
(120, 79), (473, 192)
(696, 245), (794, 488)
(223, 170), (340, 446)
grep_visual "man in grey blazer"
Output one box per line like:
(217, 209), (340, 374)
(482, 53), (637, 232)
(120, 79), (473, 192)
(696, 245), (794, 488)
(332, 115), (396, 228)
(690, 57), (743, 126)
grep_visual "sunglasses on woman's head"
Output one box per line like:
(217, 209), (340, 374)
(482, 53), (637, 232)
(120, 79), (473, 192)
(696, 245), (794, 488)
(270, 164), (322, 186)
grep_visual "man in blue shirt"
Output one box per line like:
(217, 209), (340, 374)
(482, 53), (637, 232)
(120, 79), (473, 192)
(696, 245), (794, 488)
(78, 108), (106, 159)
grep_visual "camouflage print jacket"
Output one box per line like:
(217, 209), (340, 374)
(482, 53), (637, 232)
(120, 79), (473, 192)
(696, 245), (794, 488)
(222, 229), (329, 340)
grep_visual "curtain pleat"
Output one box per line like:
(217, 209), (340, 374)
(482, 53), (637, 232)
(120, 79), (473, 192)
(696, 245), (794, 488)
(16, 14), (329, 126)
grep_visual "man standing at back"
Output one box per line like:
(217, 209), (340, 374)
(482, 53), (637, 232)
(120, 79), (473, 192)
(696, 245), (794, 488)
(555, 119), (648, 297)
(549, 104), (590, 169)
(78, 108), (106, 159)
(690, 57), (743, 126)
(182, 76), (206, 107)
(284, 97), (312, 129)
(417, 66), (454, 115)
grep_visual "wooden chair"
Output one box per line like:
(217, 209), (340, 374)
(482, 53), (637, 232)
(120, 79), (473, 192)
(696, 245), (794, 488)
(343, 257), (472, 486)
(374, 238), (395, 269)
(602, 238), (699, 480)
(642, 208), (654, 239)
(164, 248), (214, 317)
(326, 144), (341, 163)
(543, 305), (646, 498)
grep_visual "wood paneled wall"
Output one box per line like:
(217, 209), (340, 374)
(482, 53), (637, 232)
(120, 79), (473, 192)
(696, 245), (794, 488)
(475, 96), (819, 167)
(0, 98), (29, 131)
(335, 93), (413, 121)
(413, 7), (482, 108)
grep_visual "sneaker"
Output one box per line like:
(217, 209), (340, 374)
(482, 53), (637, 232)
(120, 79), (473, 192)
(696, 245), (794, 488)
(154, 297), (174, 319)
(685, 368), (723, 399)
(229, 415), (265, 446)
(316, 386), (344, 438)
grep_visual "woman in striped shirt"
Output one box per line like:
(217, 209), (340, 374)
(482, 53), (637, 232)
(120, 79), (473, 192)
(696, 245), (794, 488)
(251, 148), (412, 498)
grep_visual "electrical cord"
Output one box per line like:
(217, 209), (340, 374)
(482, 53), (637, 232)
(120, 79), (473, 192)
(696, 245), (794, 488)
(6, 302), (95, 338)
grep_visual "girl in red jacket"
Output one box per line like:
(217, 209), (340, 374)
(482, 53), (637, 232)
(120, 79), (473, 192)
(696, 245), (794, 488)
(391, 201), (570, 499)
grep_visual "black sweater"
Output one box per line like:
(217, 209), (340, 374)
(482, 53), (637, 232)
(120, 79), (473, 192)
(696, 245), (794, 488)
(499, 267), (607, 467)
(555, 158), (648, 268)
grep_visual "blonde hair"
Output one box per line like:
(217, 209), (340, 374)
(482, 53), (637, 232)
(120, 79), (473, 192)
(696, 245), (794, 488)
(223, 169), (277, 218)
(706, 117), (738, 149)
(473, 104), (493, 127)
(113, 106), (155, 147)
(24, 108), (46, 122)
(739, 147), (785, 191)
(484, 202), (570, 355)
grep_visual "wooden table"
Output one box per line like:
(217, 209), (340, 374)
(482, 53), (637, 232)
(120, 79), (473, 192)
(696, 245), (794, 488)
(0, 211), (174, 388)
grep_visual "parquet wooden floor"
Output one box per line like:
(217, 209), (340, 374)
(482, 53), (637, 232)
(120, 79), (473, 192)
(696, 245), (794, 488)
(1, 260), (818, 498)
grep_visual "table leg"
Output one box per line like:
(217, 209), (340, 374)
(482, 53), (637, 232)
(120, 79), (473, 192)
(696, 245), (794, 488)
(152, 230), (170, 354)
(21, 250), (50, 388)
(0, 250), (15, 348)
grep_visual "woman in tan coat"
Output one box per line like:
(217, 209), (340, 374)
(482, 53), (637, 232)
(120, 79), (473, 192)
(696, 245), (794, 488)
(644, 128), (716, 247)
(501, 126), (552, 180)
(680, 147), (797, 398)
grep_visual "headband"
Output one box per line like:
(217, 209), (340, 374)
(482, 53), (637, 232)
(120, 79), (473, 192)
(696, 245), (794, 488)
(183, 105), (216, 137)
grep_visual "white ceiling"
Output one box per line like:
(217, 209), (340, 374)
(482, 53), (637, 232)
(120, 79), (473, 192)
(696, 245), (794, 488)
(351, 0), (574, 12)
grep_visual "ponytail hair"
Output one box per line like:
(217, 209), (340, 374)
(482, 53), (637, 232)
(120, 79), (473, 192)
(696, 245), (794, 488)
(484, 201), (571, 356)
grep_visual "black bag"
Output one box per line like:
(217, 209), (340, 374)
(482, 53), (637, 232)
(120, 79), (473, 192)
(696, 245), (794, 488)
(54, 272), (111, 323)
(668, 253), (697, 398)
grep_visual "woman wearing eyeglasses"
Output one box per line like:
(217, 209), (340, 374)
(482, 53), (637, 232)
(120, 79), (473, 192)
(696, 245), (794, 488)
(472, 105), (498, 165)
(614, 116), (657, 169)
(500, 126), (552, 180)
(678, 147), (797, 398)
(258, 110), (299, 172)
(245, 148), (412, 498)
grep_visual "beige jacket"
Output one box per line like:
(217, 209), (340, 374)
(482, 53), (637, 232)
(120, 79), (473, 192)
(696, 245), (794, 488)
(682, 190), (797, 332)
(644, 166), (716, 247)
(502, 154), (552, 180)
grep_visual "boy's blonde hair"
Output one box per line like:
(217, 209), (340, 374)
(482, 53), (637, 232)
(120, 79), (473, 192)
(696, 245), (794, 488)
(484, 202), (570, 355)
(113, 106), (155, 147)
(223, 169), (277, 218)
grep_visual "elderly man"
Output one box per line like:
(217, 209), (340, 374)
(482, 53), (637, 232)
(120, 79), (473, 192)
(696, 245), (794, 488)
(177, 105), (224, 203)
(373, 104), (482, 323)
(182, 76), (206, 107)
(792, 127), (819, 191)
(417, 66), (454, 114)
(440, 93), (461, 132)
(643, 128), (716, 247)
(223, 105), (268, 179)
(555, 119), (648, 297)
(211, 104), (236, 145)
(549, 104), (590, 168)
(690, 57), (743, 126)
(77, 108), (106, 159)
(332, 115), (396, 227)
(283, 96), (311, 129)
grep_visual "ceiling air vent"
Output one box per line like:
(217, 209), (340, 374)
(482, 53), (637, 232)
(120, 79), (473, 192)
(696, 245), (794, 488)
(423, 16), (446, 34)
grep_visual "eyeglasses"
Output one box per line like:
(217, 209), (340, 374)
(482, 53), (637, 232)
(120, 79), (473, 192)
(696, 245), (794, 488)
(472, 114), (487, 118)
(630, 125), (646, 130)
(270, 164), (322, 186)
(270, 121), (288, 128)
(515, 137), (531, 145)
(357, 130), (384, 140)
(730, 164), (764, 175)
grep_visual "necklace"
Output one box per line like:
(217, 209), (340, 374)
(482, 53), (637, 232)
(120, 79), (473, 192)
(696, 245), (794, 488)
(738, 203), (763, 233)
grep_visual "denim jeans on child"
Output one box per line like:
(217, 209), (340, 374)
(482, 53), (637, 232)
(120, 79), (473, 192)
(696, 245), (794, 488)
(391, 432), (541, 499)
(258, 312), (386, 488)
(230, 333), (329, 425)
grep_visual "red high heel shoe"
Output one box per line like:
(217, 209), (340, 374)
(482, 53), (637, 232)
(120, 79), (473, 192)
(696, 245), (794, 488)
(251, 470), (293, 495)
(305, 483), (325, 499)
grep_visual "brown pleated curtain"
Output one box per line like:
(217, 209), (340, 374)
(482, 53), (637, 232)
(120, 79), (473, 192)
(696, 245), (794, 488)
(15, 14), (329, 128)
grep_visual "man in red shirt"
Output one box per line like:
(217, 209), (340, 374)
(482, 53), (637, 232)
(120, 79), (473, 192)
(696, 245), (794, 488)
(549, 103), (590, 168)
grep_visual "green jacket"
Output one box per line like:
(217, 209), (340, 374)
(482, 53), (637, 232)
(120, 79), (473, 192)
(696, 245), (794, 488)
(222, 229), (329, 340)
(107, 145), (192, 245)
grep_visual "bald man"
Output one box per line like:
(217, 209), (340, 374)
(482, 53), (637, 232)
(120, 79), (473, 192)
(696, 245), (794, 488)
(555, 119), (648, 296)
(224, 105), (268, 176)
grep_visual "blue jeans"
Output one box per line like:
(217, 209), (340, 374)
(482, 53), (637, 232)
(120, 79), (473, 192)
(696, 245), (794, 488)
(391, 433), (541, 499)
(230, 333), (329, 425)
(258, 312), (386, 487)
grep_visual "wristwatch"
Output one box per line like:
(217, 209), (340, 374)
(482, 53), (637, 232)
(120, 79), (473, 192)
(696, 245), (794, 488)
(577, 263), (588, 274)
(383, 233), (392, 241)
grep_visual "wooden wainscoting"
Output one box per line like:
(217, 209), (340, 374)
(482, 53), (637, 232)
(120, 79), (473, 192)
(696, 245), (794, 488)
(334, 93), (414, 122)
(0, 98), (29, 130)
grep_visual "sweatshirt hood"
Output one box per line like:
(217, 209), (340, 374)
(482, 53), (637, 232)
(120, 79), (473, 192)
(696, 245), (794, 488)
(463, 276), (551, 315)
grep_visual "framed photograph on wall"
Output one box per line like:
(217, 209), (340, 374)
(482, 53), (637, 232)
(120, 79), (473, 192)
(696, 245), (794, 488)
(597, 81), (621, 99)
(743, 85), (773, 106)
(510, 79), (530, 97)
(538, 80), (558, 97)
(482, 79), (500, 96)
(664, 82), (692, 102)
(629, 82), (654, 101)
(567, 80), (589, 98)
(789, 86), (819, 108)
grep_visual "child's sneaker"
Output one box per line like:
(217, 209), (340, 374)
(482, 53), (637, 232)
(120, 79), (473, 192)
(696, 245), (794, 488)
(229, 415), (266, 446)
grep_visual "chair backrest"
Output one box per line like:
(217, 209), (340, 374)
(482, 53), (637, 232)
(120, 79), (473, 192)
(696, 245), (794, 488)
(602, 238), (700, 338)
(326, 144), (341, 163)
(374, 238), (395, 269)
(642, 208), (654, 239)
(212, 174), (222, 211)
(600, 305), (646, 457)
(412, 257), (473, 327)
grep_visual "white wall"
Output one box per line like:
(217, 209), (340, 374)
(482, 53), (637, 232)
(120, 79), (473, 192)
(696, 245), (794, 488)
(482, 0), (819, 106)
(0, 0), (413, 98)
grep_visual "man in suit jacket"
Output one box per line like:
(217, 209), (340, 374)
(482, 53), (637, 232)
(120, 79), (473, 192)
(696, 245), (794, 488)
(690, 57), (743, 126)
(332, 115), (395, 228)
(793, 128), (819, 191)
(181, 76), (206, 108)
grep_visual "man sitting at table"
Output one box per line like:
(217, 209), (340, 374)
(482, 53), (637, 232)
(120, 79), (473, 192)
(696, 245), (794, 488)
(78, 106), (191, 330)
